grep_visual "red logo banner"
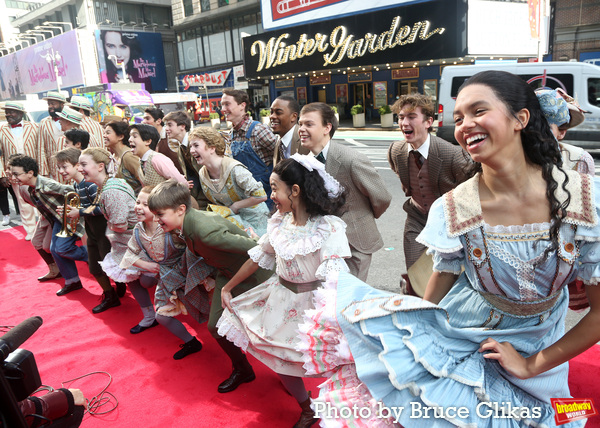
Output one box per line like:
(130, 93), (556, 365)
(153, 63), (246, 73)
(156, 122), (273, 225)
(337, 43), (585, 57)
(551, 398), (597, 425)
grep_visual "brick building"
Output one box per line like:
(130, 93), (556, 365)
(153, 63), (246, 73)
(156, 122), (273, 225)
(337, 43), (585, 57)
(553, 0), (600, 63)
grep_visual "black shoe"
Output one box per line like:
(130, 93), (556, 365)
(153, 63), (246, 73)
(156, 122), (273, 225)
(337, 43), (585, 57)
(115, 282), (127, 298)
(217, 366), (256, 393)
(92, 290), (120, 314)
(130, 319), (159, 334)
(173, 337), (203, 360)
(56, 281), (83, 296)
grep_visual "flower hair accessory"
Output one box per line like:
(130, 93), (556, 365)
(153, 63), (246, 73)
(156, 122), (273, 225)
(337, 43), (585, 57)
(290, 153), (343, 197)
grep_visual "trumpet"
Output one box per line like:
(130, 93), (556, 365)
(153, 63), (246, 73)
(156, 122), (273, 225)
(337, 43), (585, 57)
(56, 192), (81, 238)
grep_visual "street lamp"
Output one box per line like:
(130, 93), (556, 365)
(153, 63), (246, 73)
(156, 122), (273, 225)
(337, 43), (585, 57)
(107, 54), (129, 83)
(44, 49), (62, 92)
(43, 21), (73, 31)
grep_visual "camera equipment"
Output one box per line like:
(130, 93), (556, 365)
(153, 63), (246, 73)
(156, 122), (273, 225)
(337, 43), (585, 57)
(0, 316), (43, 428)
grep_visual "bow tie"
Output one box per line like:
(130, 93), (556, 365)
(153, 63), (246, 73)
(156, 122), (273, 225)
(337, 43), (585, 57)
(53, 116), (60, 121)
(10, 123), (22, 128)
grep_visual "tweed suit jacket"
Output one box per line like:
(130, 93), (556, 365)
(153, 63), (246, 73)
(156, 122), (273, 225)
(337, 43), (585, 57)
(80, 116), (104, 148)
(325, 140), (392, 254)
(182, 209), (273, 289)
(272, 125), (310, 166)
(0, 121), (46, 176)
(387, 135), (471, 219)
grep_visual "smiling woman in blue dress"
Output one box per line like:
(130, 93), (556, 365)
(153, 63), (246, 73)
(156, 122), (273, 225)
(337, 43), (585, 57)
(297, 70), (600, 427)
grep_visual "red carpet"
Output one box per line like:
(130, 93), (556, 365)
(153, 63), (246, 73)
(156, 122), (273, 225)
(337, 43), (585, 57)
(1, 225), (599, 427)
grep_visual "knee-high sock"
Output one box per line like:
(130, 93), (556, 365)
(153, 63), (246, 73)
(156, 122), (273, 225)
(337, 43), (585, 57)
(155, 313), (193, 342)
(277, 374), (309, 403)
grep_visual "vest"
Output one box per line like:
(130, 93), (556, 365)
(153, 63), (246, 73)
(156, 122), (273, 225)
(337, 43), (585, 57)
(408, 157), (437, 215)
(142, 152), (167, 187)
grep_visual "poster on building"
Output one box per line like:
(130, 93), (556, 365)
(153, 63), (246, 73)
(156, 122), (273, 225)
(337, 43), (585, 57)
(95, 30), (168, 92)
(245, 0), (467, 79)
(0, 30), (85, 100)
(261, 0), (424, 30)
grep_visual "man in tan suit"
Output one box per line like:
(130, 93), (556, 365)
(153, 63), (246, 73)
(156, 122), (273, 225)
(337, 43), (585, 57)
(68, 96), (104, 148)
(0, 102), (44, 239)
(270, 95), (309, 166)
(388, 94), (471, 292)
(38, 91), (66, 182)
(298, 102), (391, 281)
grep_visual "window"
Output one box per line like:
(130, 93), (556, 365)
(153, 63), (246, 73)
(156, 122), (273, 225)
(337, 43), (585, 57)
(218, 0), (229, 6)
(183, 0), (193, 17)
(589, 78), (600, 108)
(200, 0), (210, 12)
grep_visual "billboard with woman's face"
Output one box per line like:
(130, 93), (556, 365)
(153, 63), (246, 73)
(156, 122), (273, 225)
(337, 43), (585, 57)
(95, 30), (168, 92)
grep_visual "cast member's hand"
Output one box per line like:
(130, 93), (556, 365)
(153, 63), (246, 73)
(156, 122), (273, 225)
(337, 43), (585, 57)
(221, 289), (233, 311)
(68, 388), (86, 407)
(0, 177), (10, 188)
(479, 337), (532, 379)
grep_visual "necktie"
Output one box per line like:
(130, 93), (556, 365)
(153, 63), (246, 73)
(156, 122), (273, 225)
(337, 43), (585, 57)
(316, 152), (326, 164)
(10, 123), (22, 128)
(278, 142), (285, 161)
(411, 150), (424, 170)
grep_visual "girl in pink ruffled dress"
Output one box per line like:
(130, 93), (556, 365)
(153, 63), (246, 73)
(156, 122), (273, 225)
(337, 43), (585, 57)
(216, 155), (351, 428)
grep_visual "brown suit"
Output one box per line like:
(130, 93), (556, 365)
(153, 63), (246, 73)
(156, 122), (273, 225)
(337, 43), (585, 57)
(157, 137), (184, 175)
(272, 125), (310, 166)
(388, 135), (471, 269)
(325, 140), (391, 281)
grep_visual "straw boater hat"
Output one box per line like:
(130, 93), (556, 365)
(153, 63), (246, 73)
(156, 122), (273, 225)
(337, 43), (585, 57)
(68, 96), (93, 112)
(555, 88), (587, 129)
(0, 101), (26, 113)
(56, 106), (83, 126)
(42, 91), (66, 103)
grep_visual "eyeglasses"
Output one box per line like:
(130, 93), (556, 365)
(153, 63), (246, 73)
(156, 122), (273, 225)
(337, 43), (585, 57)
(11, 172), (27, 178)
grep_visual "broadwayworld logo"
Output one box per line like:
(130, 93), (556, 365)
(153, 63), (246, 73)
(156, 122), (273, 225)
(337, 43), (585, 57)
(551, 398), (597, 425)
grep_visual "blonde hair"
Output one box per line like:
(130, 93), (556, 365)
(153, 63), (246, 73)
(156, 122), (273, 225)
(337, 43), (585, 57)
(139, 185), (155, 195)
(81, 147), (111, 172)
(188, 127), (226, 156)
(148, 179), (191, 212)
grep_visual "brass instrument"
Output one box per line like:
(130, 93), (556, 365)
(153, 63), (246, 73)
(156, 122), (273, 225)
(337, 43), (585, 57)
(56, 192), (81, 237)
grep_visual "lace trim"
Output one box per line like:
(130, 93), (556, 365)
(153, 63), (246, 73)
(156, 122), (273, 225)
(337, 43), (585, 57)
(416, 236), (462, 254)
(484, 222), (551, 234)
(486, 240), (547, 301)
(269, 213), (347, 261)
(216, 316), (250, 351)
(581, 277), (600, 286)
(248, 245), (275, 270)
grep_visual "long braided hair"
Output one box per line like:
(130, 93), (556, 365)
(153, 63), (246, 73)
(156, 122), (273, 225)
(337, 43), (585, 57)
(458, 70), (570, 262)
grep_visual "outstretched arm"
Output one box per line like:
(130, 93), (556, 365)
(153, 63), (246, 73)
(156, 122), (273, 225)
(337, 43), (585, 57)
(480, 285), (600, 379)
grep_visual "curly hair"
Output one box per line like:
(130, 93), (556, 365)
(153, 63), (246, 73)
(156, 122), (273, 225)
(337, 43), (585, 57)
(188, 127), (226, 156)
(458, 70), (569, 263)
(273, 158), (345, 218)
(391, 93), (435, 122)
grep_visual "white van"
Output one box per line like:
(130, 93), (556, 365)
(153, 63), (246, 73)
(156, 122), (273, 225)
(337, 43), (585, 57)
(437, 62), (600, 149)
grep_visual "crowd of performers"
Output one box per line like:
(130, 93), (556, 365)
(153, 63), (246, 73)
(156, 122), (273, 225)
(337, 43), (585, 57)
(1, 76), (599, 427)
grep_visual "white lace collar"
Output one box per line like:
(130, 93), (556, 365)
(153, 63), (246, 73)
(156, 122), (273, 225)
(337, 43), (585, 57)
(268, 211), (342, 260)
(443, 168), (597, 237)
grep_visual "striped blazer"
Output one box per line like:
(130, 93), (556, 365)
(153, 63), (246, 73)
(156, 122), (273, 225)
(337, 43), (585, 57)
(0, 121), (46, 177)
(80, 116), (104, 148)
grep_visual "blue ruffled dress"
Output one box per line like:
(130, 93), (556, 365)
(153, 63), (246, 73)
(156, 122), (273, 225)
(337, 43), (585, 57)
(298, 169), (598, 427)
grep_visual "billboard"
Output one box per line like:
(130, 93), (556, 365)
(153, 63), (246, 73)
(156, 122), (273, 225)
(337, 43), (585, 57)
(261, 0), (424, 30)
(0, 30), (85, 100)
(468, 0), (548, 56)
(95, 30), (168, 92)
(244, 0), (467, 79)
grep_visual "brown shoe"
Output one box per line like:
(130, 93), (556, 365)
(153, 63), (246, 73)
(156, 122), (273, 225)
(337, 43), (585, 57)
(38, 264), (62, 282)
(294, 393), (317, 428)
